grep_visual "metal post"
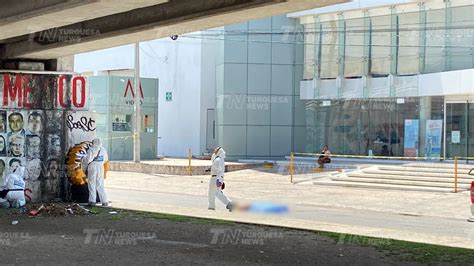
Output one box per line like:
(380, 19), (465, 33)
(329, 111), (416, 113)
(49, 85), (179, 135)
(469, 181), (474, 222)
(188, 148), (192, 176)
(290, 152), (294, 183)
(454, 156), (458, 193)
(133, 42), (141, 163)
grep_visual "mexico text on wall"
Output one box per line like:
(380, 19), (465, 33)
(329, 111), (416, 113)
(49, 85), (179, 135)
(0, 71), (93, 202)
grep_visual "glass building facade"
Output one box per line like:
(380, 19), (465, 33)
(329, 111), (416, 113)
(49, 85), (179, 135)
(213, 2), (474, 159)
(215, 16), (305, 157)
(298, 1), (474, 159)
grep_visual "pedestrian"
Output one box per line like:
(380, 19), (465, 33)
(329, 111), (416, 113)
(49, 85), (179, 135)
(84, 138), (109, 207)
(208, 147), (233, 212)
(317, 145), (331, 168)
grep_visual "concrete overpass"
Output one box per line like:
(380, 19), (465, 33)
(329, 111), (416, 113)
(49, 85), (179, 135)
(0, 0), (346, 66)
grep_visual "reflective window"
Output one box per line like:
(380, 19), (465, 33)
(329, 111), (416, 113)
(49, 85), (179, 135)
(112, 114), (132, 132)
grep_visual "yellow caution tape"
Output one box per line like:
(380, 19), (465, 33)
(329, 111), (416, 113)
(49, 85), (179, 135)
(291, 152), (471, 161)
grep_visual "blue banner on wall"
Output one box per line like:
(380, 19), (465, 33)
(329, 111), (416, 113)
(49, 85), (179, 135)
(404, 119), (419, 157)
(425, 120), (442, 157)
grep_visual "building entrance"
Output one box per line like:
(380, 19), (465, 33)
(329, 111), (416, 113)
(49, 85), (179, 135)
(444, 99), (474, 159)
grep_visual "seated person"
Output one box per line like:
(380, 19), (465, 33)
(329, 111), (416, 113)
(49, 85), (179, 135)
(380, 145), (393, 157)
(317, 145), (331, 168)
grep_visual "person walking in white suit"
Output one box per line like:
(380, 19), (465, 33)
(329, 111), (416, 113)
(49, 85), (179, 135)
(85, 138), (109, 207)
(208, 147), (233, 211)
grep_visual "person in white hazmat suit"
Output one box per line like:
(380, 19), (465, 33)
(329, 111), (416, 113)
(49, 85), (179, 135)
(208, 147), (233, 211)
(0, 166), (26, 208)
(84, 138), (109, 207)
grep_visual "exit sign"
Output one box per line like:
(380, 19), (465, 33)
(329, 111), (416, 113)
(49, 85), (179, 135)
(165, 92), (172, 102)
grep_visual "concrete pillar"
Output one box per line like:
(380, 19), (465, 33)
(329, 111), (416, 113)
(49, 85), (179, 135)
(56, 56), (74, 72)
(419, 97), (431, 157)
(0, 55), (74, 71)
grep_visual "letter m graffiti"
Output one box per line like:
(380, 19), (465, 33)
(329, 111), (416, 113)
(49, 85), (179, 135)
(3, 73), (23, 107)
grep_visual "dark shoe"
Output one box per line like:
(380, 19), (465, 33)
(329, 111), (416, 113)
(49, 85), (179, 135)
(226, 202), (234, 212)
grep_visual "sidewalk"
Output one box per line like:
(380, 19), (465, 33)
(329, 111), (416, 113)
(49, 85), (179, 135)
(105, 167), (474, 249)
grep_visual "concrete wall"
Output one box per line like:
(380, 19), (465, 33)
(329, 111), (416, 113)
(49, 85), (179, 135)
(215, 16), (306, 158)
(200, 33), (220, 153)
(75, 37), (204, 157)
(139, 38), (202, 157)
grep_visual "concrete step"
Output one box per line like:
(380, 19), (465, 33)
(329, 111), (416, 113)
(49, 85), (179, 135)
(287, 156), (420, 165)
(239, 159), (358, 169)
(346, 172), (473, 184)
(362, 168), (473, 180)
(313, 180), (454, 193)
(333, 176), (471, 189)
(405, 162), (474, 170)
(378, 165), (474, 174)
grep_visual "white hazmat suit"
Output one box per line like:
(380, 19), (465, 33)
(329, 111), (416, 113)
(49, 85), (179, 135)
(208, 147), (232, 211)
(85, 138), (109, 206)
(0, 166), (26, 208)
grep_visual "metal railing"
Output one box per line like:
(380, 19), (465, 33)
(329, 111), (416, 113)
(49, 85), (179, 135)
(454, 156), (474, 193)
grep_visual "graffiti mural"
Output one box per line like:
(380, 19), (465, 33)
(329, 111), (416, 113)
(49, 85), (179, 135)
(0, 72), (90, 202)
(66, 111), (96, 149)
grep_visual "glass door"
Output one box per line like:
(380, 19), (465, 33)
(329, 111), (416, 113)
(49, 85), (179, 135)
(445, 102), (468, 159)
(469, 103), (474, 158)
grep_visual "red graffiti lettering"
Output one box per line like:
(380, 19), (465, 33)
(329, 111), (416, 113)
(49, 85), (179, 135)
(58, 75), (68, 108)
(72, 76), (86, 108)
(3, 73), (22, 107)
(22, 75), (33, 108)
(2, 73), (87, 110)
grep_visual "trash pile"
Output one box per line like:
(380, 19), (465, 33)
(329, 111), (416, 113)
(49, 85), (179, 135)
(27, 203), (92, 217)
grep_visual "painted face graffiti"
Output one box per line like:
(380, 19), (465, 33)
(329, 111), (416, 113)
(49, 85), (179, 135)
(28, 112), (43, 134)
(0, 112), (6, 133)
(27, 135), (41, 158)
(9, 134), (24, 157)
(8, 112), (24, 133)
(0, 135), (5, 153)
(26, 158), (42, 180)
(48, 159), (59, 179)
(48, 134), (62, 157)
(0, 159), (5, 177)
(9, 159), (21, 173)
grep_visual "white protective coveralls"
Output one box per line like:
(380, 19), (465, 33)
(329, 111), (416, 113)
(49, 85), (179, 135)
(85, 138), (108, 206)
(0, 167), (26, 208)
(208, 147), (232, 210)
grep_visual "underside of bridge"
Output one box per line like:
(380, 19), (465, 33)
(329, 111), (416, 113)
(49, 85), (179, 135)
(0, 0), (346, 70)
